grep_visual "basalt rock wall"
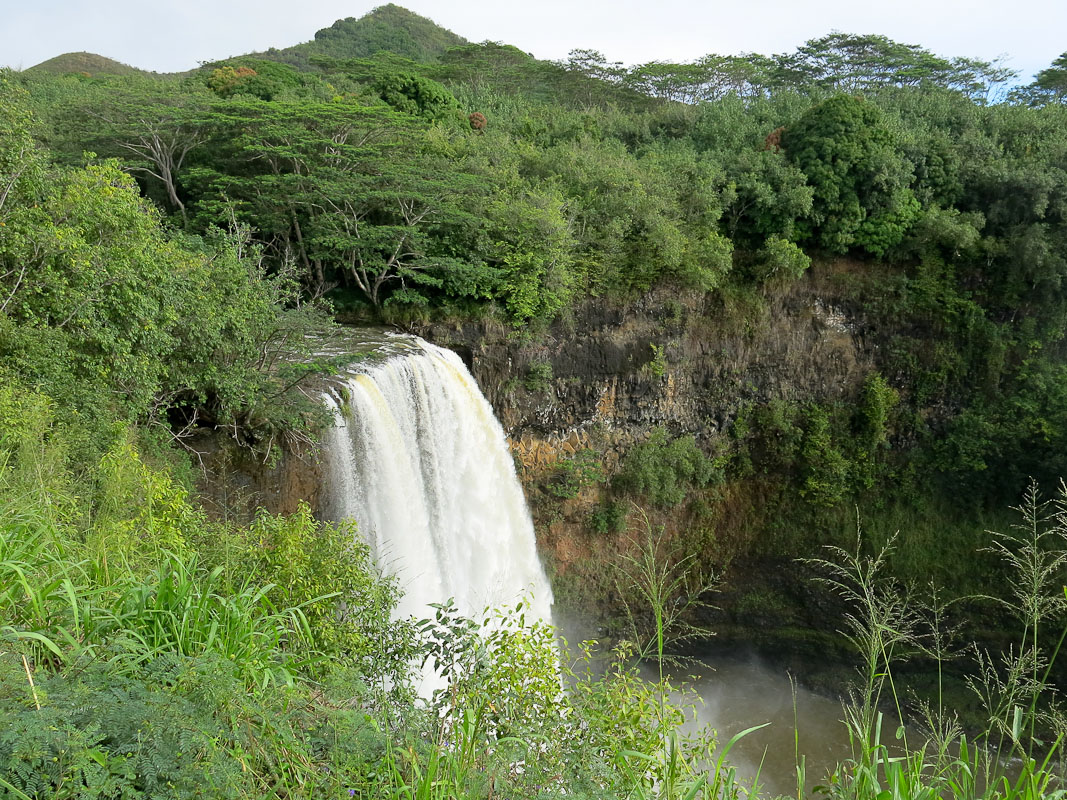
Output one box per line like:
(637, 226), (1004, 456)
(425, 267), (874, 493)
(419, 265), (878, 668)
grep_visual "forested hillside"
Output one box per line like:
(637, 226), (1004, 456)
(19, 9), (1067, 517)
(5, 5), (1067, 797)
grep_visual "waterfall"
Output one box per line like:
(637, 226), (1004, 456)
(322, 336), (553, 638)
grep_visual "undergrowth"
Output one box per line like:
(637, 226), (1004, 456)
(6, 377), (1067, 799)
(0, 384), (745, 800)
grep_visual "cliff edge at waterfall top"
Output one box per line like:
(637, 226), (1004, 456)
(322, 337), (553, 627)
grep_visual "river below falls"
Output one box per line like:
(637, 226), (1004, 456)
(670, 655), (859, 797)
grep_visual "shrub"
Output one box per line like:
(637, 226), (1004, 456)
(546, 448), (607, 499)
(523, 360), (554, 393)
(231, 504), (412, 686)
(751, 234), (811, 283)
(615, 428), (719, 508)
(590, 500), (628, 534)
(797, 405), (851, 508)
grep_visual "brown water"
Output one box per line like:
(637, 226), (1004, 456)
(674, 657), (858, 797)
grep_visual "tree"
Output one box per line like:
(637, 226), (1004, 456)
(0, 72), (43, 219)
(563, 49), (625, 84)
(482, 187), (575, 322)
(720, 147), (813, 245)
(782, 94), (919, 255)
(54, 78), (212, 224)
(624, 60), (711, 104)
(769, 33), (1016, 101)
(371, 70), (460, 120)
(189, 99), (480, 308)
(1034, 52), (1067, 101)
(202, 59), (319, 101)
(799, 406), (851, 507)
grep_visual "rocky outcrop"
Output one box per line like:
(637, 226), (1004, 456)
(192, 433), (327, 523)
(424, 266), (875, 489)
(196, 263), (879, 666)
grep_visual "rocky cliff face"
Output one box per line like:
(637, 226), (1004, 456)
(444, 277), (870, 448)
(428, 267), (871, 508)
(413, 264), (877, 667)
(197, 263), (877, 669)
(192, 433), (327, 523)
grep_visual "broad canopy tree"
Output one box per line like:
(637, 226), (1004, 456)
(45, 78), (213, 224)
(188, 99), (481, 309)
(1034, 53), (1067, 101)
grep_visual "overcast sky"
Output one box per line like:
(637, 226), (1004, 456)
(2, 0), (1064, 83)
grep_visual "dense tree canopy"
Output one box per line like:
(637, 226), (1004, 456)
(782, 95), (919, 255)
(13, 30), (1067, 507)
(8, 12), (1067, 797)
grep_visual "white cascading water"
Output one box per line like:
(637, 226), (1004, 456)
(322, 337), (553, 644)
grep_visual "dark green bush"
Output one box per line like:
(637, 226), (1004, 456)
(614, 428), (718, 507)
(523, 360), (554, 393)
(589, 500), (628, 534)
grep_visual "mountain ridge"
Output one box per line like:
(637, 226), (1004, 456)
(25, 5), (467, 75)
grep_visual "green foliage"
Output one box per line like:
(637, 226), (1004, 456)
(615, 428), (719, 508)
(24, 51), (145, 77)
(0, 655), (243, 798)
(751, 234), (811, 283)
(614, 513), (718, 666)
(13, 22), (1067, 796)
(1, 435), (306, 685)
(799, 406), (851, 508)
(222, 504), (409, 686)
(721, 148), (814, 246)
(476, 181), (576, 322)
(644, 342), (668, 378)
(203, 59), (318, 101)
(372, 70), (460, 120)
(522, 359), (554, 392)
(546, 448), (606, 499)
(748, 399), (805, 472)
(90, 436), (202, 566)
(0, 370), (747, 799)
(0, 82), (335, 458)
(904, 205), (984, 261)
(856, 373), (899, 448)
(1032, 52), (1067, 101)
(775, 32), (1017, 100)
(589, 499), (629, 535)
(676, 229), (734, 292)
(806, 489), (1067, 800)
(415, 599), (729, 800)
(0, 390), (411, 796)
(187, 99), (481, 311)
(783, 95), (919, 255)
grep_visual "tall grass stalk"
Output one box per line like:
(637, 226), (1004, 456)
(808, 487), (1067, 800)
(614, 507), (763, 799)
(981, 483), (1067, 762)
(803, 528), (916, 756)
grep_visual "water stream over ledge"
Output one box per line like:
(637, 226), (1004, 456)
(319, 334), (554, 690)
(315, 330), (867, 786)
